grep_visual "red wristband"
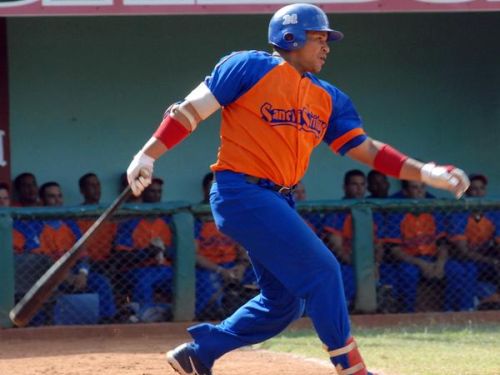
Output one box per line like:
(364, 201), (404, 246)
(153, 115), (190, 149)
(373, 144), (409, 178)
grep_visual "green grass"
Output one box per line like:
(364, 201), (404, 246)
(255, 323), (500, 375)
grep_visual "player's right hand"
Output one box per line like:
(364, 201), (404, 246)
(420, 163), (470, 198)
(127, 151), (155, 196)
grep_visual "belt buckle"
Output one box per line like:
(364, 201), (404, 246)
(278, 186), (291, 194)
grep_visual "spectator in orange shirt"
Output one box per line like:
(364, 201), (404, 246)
(114, 178), (173, 319)
(384, 181), (475, 312)
(77, 173), (117, 275)
(448, 174), (500, 308)
(323, 170), (366, 307)
(195, 173), (256, 319)
(34, 181), (117, 321)
(194, 215), (255, 320)
(12, 172), (40, 207)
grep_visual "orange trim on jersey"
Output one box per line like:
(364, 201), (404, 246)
(330, 128), (366, 154)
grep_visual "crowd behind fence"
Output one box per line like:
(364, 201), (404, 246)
(1, 198), (499, 327)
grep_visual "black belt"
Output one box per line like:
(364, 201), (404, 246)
(245, 175), (296, 195)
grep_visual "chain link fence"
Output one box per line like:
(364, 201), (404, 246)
(2, 199), (499, 327)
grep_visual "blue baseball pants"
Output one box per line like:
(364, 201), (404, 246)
(187, 171), (352, 369)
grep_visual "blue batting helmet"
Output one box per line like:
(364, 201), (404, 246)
(268, 3), (343, 51)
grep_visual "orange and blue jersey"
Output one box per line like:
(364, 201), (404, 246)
(447, 211), (500, 251)
(12, 220), (41, 254)
(33, 220), (82, 261)
(194, 218), (238, 264)
(383, 212), (446, 257)
(77, 219), (117, 262)
(13, 228), (26, 253)
(115, 217), (173, 267)
(207, 51), (366, 187)
(323, 211), (385, 256)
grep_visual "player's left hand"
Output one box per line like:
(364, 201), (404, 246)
(420, 163), (470, 198)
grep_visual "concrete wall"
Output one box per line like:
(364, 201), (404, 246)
(7, 12), (500, 204)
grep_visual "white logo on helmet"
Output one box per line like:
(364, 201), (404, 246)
(282, 14), (298, 25)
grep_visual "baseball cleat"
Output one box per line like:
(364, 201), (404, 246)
(166, 343), (212, 375)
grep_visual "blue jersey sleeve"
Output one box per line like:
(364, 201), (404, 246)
(321, 85), (366, 155)
(205, 51), (279, 106)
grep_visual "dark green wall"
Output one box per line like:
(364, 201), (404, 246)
(7, 12), (500, 203)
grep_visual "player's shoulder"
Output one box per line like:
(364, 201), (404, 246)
(307, 74), (348, 100)
(215, 50), (280, 70)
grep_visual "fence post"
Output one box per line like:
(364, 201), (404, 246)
(351, 205), (377, 313)
(171, 210), (196, 321)
(0, 211), (14, 328)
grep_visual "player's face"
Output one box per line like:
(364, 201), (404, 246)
(292, 31), (330, 74)
(466, 180), (486, 198)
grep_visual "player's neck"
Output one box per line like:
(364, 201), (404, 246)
(274, 50), (307, 76)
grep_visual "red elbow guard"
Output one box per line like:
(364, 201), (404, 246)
(153, 115), (190, 149)
(373, 144), (409, 178)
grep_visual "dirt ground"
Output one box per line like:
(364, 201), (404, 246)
(1, 312), (498, 375)
(0, 327), (334, 375)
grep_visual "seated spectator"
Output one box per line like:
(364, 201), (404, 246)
(323, 170), (368, 308)
(342, 169), (366, 200)
(141, 177), (164, 203)
(113, 178), (173, 321)
(12, 172), (40, 206)
(33, 181), (117, 322)
(195, 214), (256, 320)
(367, 170), (389, 199)
(0, 182), (10, 207)
(77, 173), (117, 275)
(79, 172), (101, 205)
(390, 180), (436, 199)
(448, 173), (500, 309)
(382, 181), (475, 312)
(201, 172), (214, 204)
(466, 173), (488, 198)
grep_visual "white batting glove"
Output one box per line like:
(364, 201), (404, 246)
(420, 163), (470, 198)
(127, 152), (154, 196)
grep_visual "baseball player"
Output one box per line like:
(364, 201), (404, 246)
(126, 4), (470, 375)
